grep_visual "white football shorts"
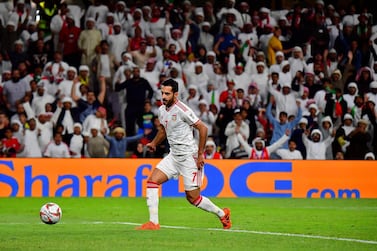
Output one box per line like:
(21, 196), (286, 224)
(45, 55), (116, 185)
(156, 152), (204, 191)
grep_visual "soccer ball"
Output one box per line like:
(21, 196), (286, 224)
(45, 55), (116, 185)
(40, 202), (62, 224)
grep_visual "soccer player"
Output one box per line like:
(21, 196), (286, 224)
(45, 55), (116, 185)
(137, 79), (231, 230)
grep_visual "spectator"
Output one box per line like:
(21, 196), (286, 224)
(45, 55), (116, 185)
(219, 80), (237, 107)
(113, 1), (132, 33)
(187, 62), (209, 96)
(78, 18), (102, 66)
(216, 96), (235, 148)
(36, 112), (53, 154)
(2, 69), (31, 116)
(276, 139), (303, 160)
(52, 97), (80, 144)
(266, 100), (302, 150)
(140, 58), (160, 93)
(203, 139), (222, 159)
(250, 61), (269, 106)
(10, 103), (29, 126)
(185, 85), (201, 116)
(355, 66), (374, 96)
(76, 65), (91, 88)
(0, 21), (18, 54)
(69, 123), (84, 158)
(31, 83), (56, 117)
(224, 108), (250, 158)
(130, 39), (156, 70)
(148, 6), (166, 39)
(197, 99), (216, 137)
(168, 67), (188, 101)
(198, 22), (214, 53)
(23, 117), (42, 157)
(365, 81), (377, 113)
(87, 127), (109, 158)
(115, 66), (154, 137)
(288, 46), (306, 78)
(345, 119), (372, 160)
(85, 0), (109, 26)
(165, 11), (190, 54)
(269, 51), (284, 75)
(92, 40), (119, 120)
(137, 99), (155, 142)
(303, 128), (335, 160)
(57, 66), (77, 102)
(71, 75), (106, 123)
(290, 117), (308, 159)
(131, 141), (151, 158)
(43, 132), (71, 158)
(1, 128), (22, 157)
(49, 2), (68, 52)
(98, 12), (116, 40)
(314, 78), (335, 113)
(82, 106), (109, 136)
(227, 49), (252, 94)
(361, 98), (377, 154)
(343, 82), (359, 110)
(58, 13), (81, 69)
(334, 151), (345, 160)
(107, 22), (129, 63)
(0, 53), (12, 75)
(105, 127), (143, 158)
(325, 87), (348, 121)
(10, 120), (24, 151)
(364, 152), (375, 160)
(28, 39), (52, 72)
(9, 40), (29, 70)
(7, 0), (31, 33)
(213, 23), (237, 60)
(42, 51), (69, 85)
(319, 115), (337, 160)
(267, 27), (291, 66)
(237, 129), (290, 159)
(333, 113), (355, 155)
(304, 71), (322, 99)
(268, 79), (302, 119)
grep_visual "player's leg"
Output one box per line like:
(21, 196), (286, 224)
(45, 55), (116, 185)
(145, 168), (168, 225)
(185, 189), (231, 229)
(181, 157), (232, 229)
(137, 154), (176, 230)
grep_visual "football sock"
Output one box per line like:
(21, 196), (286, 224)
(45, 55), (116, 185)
(146, 181), (159, 224)
(193, 195), (225, 218)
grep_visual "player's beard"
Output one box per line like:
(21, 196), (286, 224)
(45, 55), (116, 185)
(163, 97), (175, 108)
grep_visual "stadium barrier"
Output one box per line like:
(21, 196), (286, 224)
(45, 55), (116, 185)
(0, 159), (376, 198)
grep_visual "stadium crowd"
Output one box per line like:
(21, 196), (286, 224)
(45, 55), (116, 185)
(0, 0), (376, 160)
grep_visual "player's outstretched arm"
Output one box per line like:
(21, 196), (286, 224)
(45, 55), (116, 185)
(146, 124), (167, 152)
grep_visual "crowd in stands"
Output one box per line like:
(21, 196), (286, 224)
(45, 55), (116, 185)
(0, 0), (377, 160)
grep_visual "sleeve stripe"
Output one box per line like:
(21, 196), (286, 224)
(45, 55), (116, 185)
(176, 101), (188, 112)
(192, 119), (201, 126)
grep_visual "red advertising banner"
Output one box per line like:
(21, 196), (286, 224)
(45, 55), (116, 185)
(0, 159), (376, 198)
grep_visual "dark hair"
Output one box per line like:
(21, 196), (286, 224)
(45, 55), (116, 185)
(288, 139), (297, 144)
(100, 40), (109, 46)
(161, 78), (179, 93)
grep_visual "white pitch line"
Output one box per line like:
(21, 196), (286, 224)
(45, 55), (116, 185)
(1, 221), (376, 245)
(86, 221), (377, 245)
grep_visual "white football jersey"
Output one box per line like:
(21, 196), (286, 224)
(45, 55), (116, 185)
(159, 100), (200, 156)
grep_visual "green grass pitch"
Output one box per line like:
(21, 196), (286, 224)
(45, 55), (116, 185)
(0, 198), (376, 251)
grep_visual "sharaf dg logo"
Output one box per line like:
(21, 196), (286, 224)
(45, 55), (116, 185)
(227, 162), (360, 198)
